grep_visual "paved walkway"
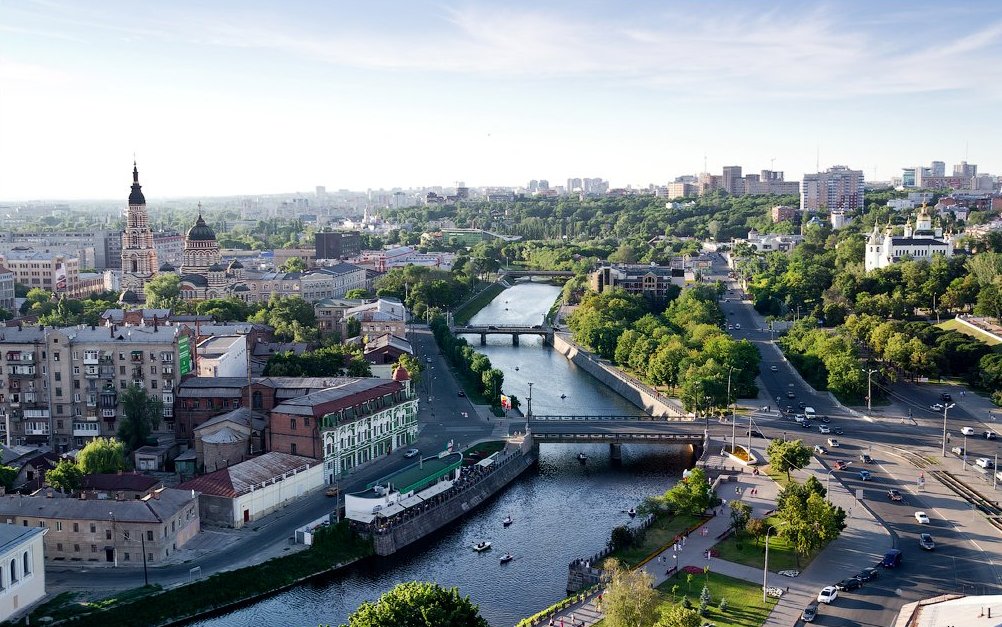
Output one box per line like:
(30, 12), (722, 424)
(542, 438), (889, 627)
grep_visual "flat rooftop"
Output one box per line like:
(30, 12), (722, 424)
(366, 451), (463, 494)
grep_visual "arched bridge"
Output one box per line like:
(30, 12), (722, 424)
(452, 324), (554, 345)
(523, 417), (704, 458)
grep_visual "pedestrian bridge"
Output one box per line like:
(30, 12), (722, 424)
(452, 324), (553, 345)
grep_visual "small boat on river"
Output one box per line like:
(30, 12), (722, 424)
(627, 508), (637, 518)
(473, 541), (492, 552)
(577, 452), (588, 463)
(500, 553), (514, 564)
(502, 515), (514, 527)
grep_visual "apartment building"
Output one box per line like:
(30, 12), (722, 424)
(589, 263), (685, 305)
(0, 323), (193, 451)
(0, 251), (80, 296)
(0, 230), (119, 269)
(801, 166), (865, 212)
(0, 487), (199, 564)
(0, 265), (14, 313)
(153, 231), (184, 268)
(299, 264), (367, 302)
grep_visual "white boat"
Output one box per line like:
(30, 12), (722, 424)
(502, 515), (514, 527)
(473, 541), (492, 552)
(577, 453), (588, 462)
(627, 508), (637, 518)
(500, 553), (514, 564)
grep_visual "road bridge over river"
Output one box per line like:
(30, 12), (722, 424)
(452, 323), (554, 345)
(519, 416), (705, 459)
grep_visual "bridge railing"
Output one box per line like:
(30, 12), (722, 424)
(529, 415), (663, 421)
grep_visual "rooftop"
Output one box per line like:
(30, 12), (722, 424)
(80, 472), (161, 493)
(0, 488), (195, 523)
(364, 451), (463, 495)
(272, 378), (404, 417)
(196, 335), (245, 358)
(177, 452), (319, 498)
(0, 524), (46, 555)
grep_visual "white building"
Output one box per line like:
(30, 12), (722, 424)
(299, 264), (367, 302)
(830, 210), (852, 230)
(196, 335), (247, 379)
(887, 198), (915, 211)
(865, 207), (956, 271)
(744, 231), (803, 252)
(0, 524), (46, 622)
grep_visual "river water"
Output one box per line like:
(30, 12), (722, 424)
(191, 281), (688, 627)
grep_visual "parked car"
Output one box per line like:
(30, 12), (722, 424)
(816, 586), (839, 604)
(457, 391), (466, 397)
(404, 448), (420, 458)
(833, 426), (844, 435)
(857, 566), (881, 581)
(734, 323), (741, 329)
(976, 457), (995, 469)
(920, 533), (935, 550)
(835, 577), (862, 591)
(801, 604), (818, 623)
(426, 357), (433, 363)
(747, 429), (765, 438)
(915, 511), (930, 524)
(858, 470), (872, 481)
(798, 402), (808, 409)
(985, 431), (998, 440)
(860, 454), (873, 463)
(833, 461), (848, 470)
(881, 549), (903, 568)
(961, 426), (976, 436)
(727, 324), (734, 330)
(325, 486), (338, 497)
(827, 438), (840, 447)
(887, 489), (902, 501)
(787, 391), (796, 399)
(801, 421), (813, 429)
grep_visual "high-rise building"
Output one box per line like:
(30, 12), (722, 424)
(120, 163), (159, 301)
(315, 231), (361, 260)
(721, 166), (743, 194)
(931, 161), (946, 177)
(800, 166), (865, 211)
(954, 161), (977, 178)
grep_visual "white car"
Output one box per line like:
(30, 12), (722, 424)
(930, 403), (944, 411)
(827, 438), (840, 447)
(770, 365), (778, 372)
(734, 323), (741, 329)
(404, 448), (420, 458)
(976, 457), (995, 469)
(817, 586), (839, 604)
(727, 324), (734, 330)
(961, 427), (976, 436)
(915, 511), (930, 524)
(819, 425), (831, 434)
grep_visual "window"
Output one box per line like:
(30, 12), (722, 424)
(150, 366), (156, 375)
(304, 417), (310, 427)
(73, 522), (79, 532)
(56, 387), (62, 397)
(290, 443), (297, 455)
(147, 530), (154, 541)
(56, 521), (63, 531)
(124, 531), (130, 541)
(148, 553), (153, 562)
(151, 380), (157, 389)
(106, 529), (111, 540)
(55, 372), (62, 382)
(91, 545), (96, 553)
(124, 552), (130, 561)
(290, 418), (296, 431)
(53, 352), (60, 362)
(22, 551), (30, 575)
(90, 523), (95, 533)
(56, 543), (63, 552)
(120, 366), (125, 375)
(74, 380), (80, 389)
(73, 366), (80, 375)
(74, 544), (80, 552)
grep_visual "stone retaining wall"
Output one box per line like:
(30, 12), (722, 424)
(551, 334), (689, 419)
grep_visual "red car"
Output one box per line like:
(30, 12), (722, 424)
(833, 461), (848, 470)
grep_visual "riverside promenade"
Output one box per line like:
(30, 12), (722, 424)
(538, 440), (889, 627)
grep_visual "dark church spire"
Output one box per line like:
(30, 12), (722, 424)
(129, 160), (146, 205)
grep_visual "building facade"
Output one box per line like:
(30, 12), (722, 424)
(0, 265), (14, 313)
(268, 374), (418, 484)
(120, 163), (159, 301)
(589, 264), (684, 304)
(195, 335), (247, 379)
(0, 525), (46, 622)
(315, 231), (361, 260)
(801, 165), (865, 212)
(299, 264), (367, 302)
(0, 250), (80, 296)
(771, 205), (797, 223)
(0, 488), (199, 564)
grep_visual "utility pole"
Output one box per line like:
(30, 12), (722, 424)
(727, 368), (735, 451)
(941, 403), (956, 457)
(863, 369), (879, 412)
(141, 532), (149, 586)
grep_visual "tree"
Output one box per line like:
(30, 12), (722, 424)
(745, 517), (768, 544)
(0, 452), (17, 492)
(344, 581), (488, 627)
(280, 256), (307, 273)
(46, 458), (83, 493)
(658, 467), (716, 516)
(779, 490), (847, 566)
(143, 273), (181, 308)
(394, 354), (423, 385)
(729, 500), (752, 537)
(117, 385), (163, 453)
(765, 438), (812, 481)
(345, 288), (370, 299)
(481, 368), (504, 405)
(653, 603), (701, 627)
(77, 437), (126, 474)
(601, 558), (660, 627)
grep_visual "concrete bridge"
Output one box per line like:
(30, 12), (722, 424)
(452, 324), (554, 345)
(523, 418), (704, 460)
(501, 270), (575, 279)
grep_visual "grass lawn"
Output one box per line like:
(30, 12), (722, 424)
(938, 318), (1001, 346)
(764, 464), (793, 489)
(592, 571), (776, 627)
(712, 515), (817, 572)
(608, 513), (703, 567)
(453, 283), (506, 325)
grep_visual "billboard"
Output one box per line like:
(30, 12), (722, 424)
(54, 263), (67, 293)
(179, 335), (192, 376)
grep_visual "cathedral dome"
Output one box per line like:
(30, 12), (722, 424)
(208, 263), (227, 272)
(186, 215), (216, 242)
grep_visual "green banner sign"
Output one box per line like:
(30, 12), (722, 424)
(179, 335), (192, 376)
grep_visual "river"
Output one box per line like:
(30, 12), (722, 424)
(190, 281), (688, 627)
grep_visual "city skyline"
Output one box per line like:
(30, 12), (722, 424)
(3, 1), (1002, 200)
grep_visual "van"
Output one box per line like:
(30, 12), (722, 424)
(804, 407), (816, 416)
(881, 549), (902, 568)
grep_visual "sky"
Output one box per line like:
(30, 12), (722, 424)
(3, 0), (1002, 200)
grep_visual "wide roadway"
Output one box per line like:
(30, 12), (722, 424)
(707, 255), (1002, 624)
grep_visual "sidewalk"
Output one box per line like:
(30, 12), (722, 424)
(544, 438), (889, 627)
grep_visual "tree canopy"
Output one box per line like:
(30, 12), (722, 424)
(601, 559), (661, 627)
(117, 385), (163, 454)
(77, 437), (127, 474)
(343, 581), (488, 627)
(765, 438), (812, 481)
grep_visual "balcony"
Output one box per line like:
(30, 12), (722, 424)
(101, 408), (116, 419)
(86, 395), (97, 408)
(73, 422), (100, 437)
(23, 408), (50, 419)
(83, 352), (100, 365)
(5, 351), (34, 363)
(24, 424), (49, 436)
(8, 366), (36, 378)
(84, 365), (100, 378)
(130, 351), (144, 363)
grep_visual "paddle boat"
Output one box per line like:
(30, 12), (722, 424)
(577, 452), (588, 463)
(502, 515), (514, 527)
(500, 553), (514, 564)
(473, 541), (492, 552)
(627, 508), (637, 518)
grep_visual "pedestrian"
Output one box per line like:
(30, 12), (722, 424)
(570, 613), (575, 623)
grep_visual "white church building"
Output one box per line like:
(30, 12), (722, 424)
(865, 206), (956, 272)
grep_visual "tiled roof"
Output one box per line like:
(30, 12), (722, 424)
(177, 452), (319, 498)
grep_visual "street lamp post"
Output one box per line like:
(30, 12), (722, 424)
(826, 463), (850, 503)
(727, 367), (736, 450)
(703, 395), (712, 436)
(763, 526), (778, 603)
(863, 369), (879, 412)
(941, 403), (956, 457)
(110, 512), (117, 568)
(963, 433), (969, 471)
(673, 552), (678, 575)
(526, 382), (533, 420)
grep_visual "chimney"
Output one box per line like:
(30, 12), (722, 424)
(79, 492), (87, 500)
(110, 324), (114, 338)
